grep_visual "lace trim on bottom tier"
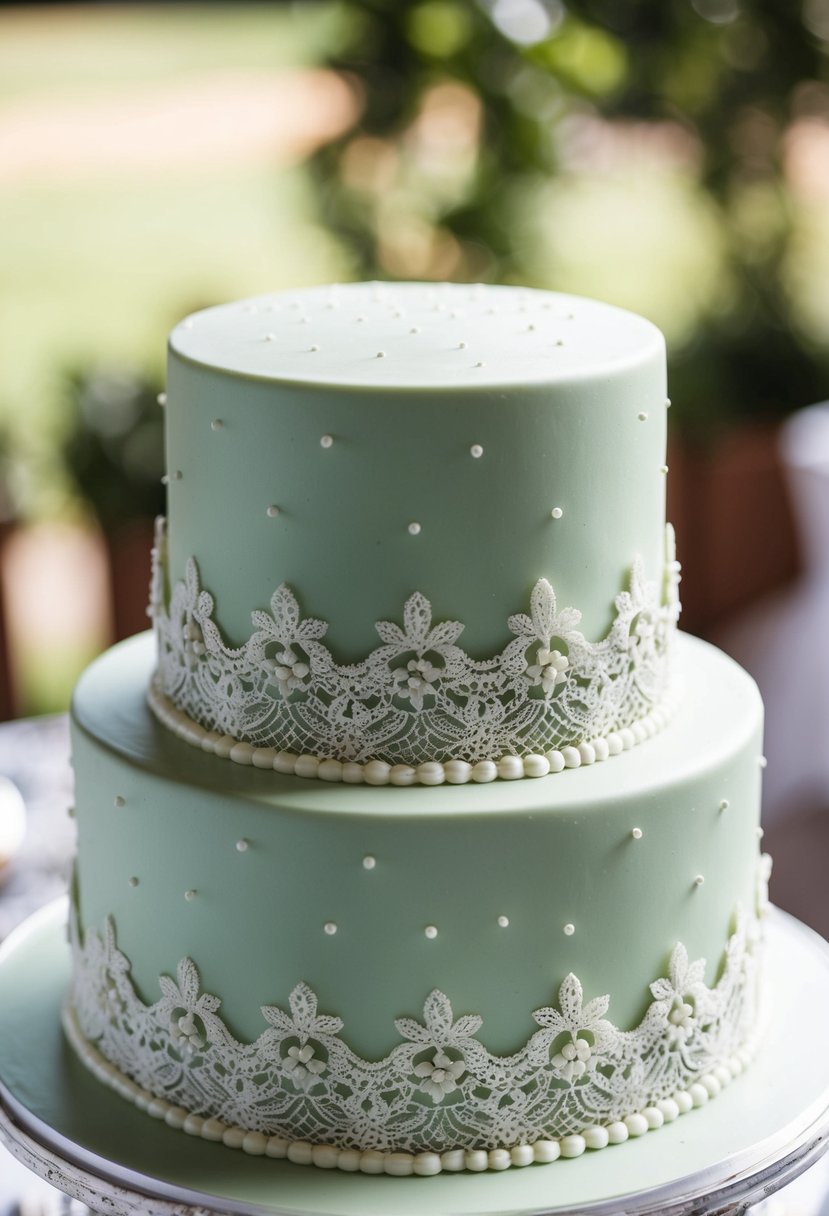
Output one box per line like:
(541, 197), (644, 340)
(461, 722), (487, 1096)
(149, 519), (682, 779)
(67, 891), (766, 1171)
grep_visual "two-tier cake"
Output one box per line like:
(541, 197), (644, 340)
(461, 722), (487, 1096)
(64, 283), (767, 1176)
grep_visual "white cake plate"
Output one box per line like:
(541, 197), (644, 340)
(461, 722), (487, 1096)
(1, 901), (829, 1216)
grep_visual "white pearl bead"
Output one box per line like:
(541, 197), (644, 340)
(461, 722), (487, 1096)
(471, 759), (497, 782)
(384, 1152), (414, 1176)
(424, 925), (438, 939)
(200, 1118), (225, 1142)
(440, 1148), (466, 1171)
(523, 753), (550, 778)
(362, 855), (376, 870)
(341, 762), (365, 784)
(229, 742), (254, 766)
(323, 922), (337, 936)
(311, 1144), (340, 1169)
(464, 1149), (488, 1172)
(497, 755), (523, 780)
(583, 1125), (609, 1150)
(562, 746), (581, 769)
(389, 764), (417, 786)
(223, 1126), (246, 1149)
(578, 742), (596, 765)
(417, 761), (445, 786)
(674, 1090), (694, 1114)
(318, 758), (343, 782)
(546, 749), (565, 773)
(657, 1098), (680, 1122)
(359, 1149), (386, 1173)
(689, 1082), (709, 1107)
(488, 1148), (511, 1170)
(252, 747), (276, 769)
(563, 922), (575, 936)
(593, 737), (610, 762)
(470, 444), (483, 458)
(551, 507), (563, 519)
(364, 759), (391, 785)
(335, 1148), (361, 1170)
(294, 754), (320, 779)
(497, 915), (509, 927)
(408, 521), (422, 536)
(287, 1140), (314, 1164)
(606, 1121), (629, 1144)
(242, 1131), (268, 1156)
(273, 750), (298, 774)
(643, 1106), (664, 1129)
(444, 759), (472, 784)
(560, 1135), (586, 1158)
(624, 1113), (649, 1137)
(413, 1152), (442, 1176)
(532, 1139), (561, 1162)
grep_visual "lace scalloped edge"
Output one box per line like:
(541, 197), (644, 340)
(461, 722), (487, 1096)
(146, 677), (682, 785)
(62, 1001), (760, 1175)
(148, 518), (682, 782)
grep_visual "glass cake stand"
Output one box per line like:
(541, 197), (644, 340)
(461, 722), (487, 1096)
(2, 901), (829, 1216)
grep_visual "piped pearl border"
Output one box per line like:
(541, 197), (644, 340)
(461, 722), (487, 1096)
(147, 677), (679, 786)
(62, 1001), (758, 1175)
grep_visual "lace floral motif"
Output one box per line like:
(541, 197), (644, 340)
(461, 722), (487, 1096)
(68, 905), (760, 1155)
(150, 520), (680, 766)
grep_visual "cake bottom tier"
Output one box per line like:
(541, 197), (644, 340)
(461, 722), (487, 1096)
(67, 632), (767, 1167)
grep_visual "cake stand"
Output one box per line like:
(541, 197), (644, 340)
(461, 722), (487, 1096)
(2, 902), (829, 1216)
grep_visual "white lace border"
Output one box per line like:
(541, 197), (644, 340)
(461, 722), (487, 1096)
(147, 677), (680, 786)
(62, 1001), (758, 1175)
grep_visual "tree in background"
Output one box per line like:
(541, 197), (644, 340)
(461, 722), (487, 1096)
(310, 0), (829, 430)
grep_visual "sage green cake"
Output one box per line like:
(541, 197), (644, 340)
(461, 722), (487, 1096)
(66, 284), (767, 1177)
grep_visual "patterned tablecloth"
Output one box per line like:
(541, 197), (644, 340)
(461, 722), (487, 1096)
(0, 714), (828, 1216)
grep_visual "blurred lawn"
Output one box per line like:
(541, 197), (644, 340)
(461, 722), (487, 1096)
(1, 3), (349, 713)
(1, 3), (348, 508)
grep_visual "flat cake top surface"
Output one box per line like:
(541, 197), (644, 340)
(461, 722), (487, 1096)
(169, 282), (664, 390)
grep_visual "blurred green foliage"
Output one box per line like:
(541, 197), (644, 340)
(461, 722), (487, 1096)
(310, 0), (829, 432)
(61, 370), (165, 533)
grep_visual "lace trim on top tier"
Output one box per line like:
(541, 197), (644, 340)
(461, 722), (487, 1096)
(149, 519), (681, 779)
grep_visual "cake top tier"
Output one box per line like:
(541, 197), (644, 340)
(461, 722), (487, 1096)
(169, 282), (663, 390)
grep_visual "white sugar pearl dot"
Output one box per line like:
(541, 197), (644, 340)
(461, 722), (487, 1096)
(128, 876), (139, 888)
(408, 522), (422, 535)
(563, 922), (575, 936)
(309, 344), (319, 352)
(551, 507), (563, 519)
(266, 505), (280, 518)
(184, 889), (197, 902)
(720, 799), (730, 811)
(632, 827), (643, 840)
(324, 922), (337, 936)
(157, 392), (167, 406)
(660, 464), (669, 474)
(759, 755), (768, 768)
(211, 418), (223, 431)
(375, 350), (386, 359)
(638, 411), (648, 421)
(694, 874), (705, 887)
(757, 826), (765, 839)
(362, 855), (376, 870)
(470, 444), (483, 458)
(320, 435), (333, 448)
(555, 338), (564, 346)
(497, 915), (509, 928)
(458, 341), (467, 349)
(474, 360), (485, 368)
(161, 474), (169, 485)
(114, 795), (125, 807)
(666, 397), (672, 407)
(425, 925), (438, 939)
(236, 839), (249, 853)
